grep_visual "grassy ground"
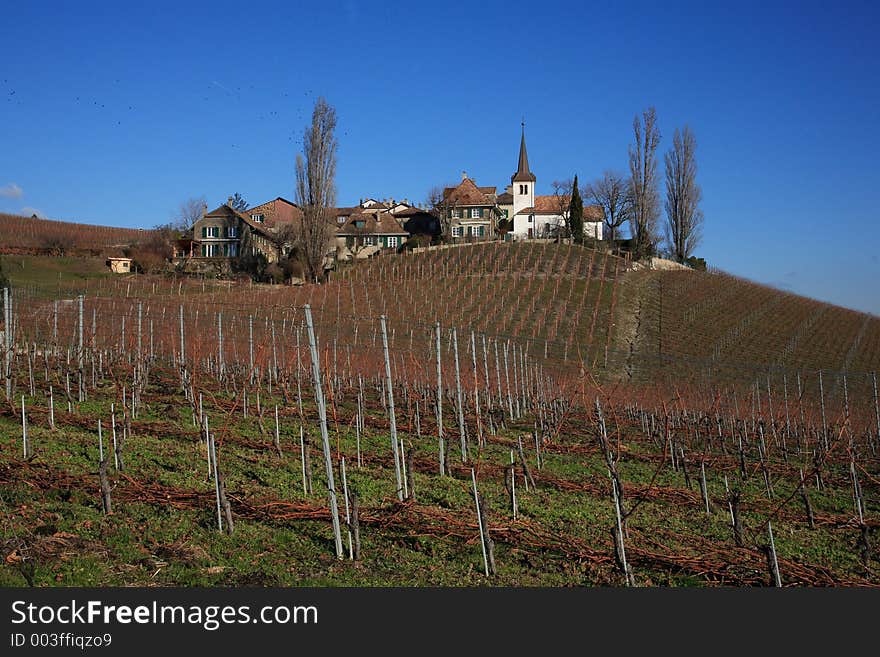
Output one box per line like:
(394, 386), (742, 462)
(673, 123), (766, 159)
(1, 365), (874, 587)
(1, 255), (113, 298)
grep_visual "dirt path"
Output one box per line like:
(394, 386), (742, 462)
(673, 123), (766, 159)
(606, 270), (657, 381)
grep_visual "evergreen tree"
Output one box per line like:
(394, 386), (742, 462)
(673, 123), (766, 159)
(568, 175), (584, 244)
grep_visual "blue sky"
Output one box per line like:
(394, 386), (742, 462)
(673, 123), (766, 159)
(1, 0), (878, 314)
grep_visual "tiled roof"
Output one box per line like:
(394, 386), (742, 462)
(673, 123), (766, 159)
(201, 204), (277, 239)
(442, 177), (495, 206)
(245, 197), (303, 228)
(393, 206), (431, 217)
(336, 211), (408, 235)
(516, 199), (604, 219)
(496, 192), (513, 204)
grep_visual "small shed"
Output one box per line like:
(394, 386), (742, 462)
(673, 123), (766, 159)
(106, 257), (133, 273)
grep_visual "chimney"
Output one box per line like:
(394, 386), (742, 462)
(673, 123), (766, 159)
(227, 196), (234, 206)
(202, 202), (207, 218)
(461, 171), (467, 181)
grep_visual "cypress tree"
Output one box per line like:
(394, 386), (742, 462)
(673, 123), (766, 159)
(569, 175), (584, 244)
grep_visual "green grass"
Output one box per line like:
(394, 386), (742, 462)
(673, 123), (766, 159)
(1, 255), (113, 298)
(1, 366), (875, 588)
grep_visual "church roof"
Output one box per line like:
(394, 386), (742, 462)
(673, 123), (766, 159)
(516, 197), (604, 219)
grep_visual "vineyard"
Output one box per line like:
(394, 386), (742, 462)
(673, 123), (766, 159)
(613, 268), (880, 401)
(0, 241), (878, 586)
(0, 213), (151, 256)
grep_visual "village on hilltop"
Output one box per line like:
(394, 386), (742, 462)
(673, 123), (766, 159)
(170, 127), (607, 282)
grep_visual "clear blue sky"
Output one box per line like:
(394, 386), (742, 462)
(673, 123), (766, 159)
(1, 0), (878, 314)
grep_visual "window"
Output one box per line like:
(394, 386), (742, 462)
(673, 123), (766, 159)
(354, 220), (365, 228)
(121, 262), (129, 270)
(387, 236), (398, 248)
(228, 243), (239, 257)
(519, 185), (524, 194)
(528, 215), (534, 223)
(524, 185), (528, 195)
(227, 226), (237, 238)
(363, 236), (374, 246)
(470, 208), (481, 219)
(204, 226), (219, 238)
(453, 209), (462, 219)
(502, 209), (509, 218)
(251, 214), (264, 223)
(202, 243), (220, 257)
(451, 226), (462, 238)
(338, 215), (347, 224)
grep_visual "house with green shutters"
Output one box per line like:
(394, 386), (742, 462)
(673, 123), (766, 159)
(335, 209), (408, 259)
(191, 199), (281, 262)
(441, 173), (497, 240)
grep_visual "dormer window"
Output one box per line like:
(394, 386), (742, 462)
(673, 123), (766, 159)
(354, 220), (365, 228)
(251, 213), (265, 223)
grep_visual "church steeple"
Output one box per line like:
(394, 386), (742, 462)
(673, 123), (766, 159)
(512, 122), (536, 183)
(510, 122), (536, 220)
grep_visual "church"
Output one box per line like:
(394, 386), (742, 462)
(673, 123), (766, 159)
(496, 126), (604, 240)
(442, 126), (604, 241)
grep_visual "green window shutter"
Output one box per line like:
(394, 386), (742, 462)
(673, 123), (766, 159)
(202, 227), (207, 238)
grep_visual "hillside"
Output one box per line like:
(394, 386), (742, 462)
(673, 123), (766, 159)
(0, 212), (151, 256)
(609, 267), (880, 403)
(0, 240), (877, 588)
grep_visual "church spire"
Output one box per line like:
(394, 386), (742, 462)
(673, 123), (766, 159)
(512, 122), (536, 183)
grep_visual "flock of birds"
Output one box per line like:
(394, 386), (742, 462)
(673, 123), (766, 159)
(2, 77), (350, 150)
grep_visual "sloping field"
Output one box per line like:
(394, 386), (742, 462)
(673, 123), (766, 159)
(1, 255), (112, 298)
(0, 212), (150, 255)
(608, 268), (880, 416)
(1, 242), (877, 588)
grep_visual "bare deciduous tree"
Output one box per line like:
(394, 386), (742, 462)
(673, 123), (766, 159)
(295, 97), (338, 283)
(426, 184), (455, 240)
(173, 196), (207, 232)
(229, 192), (248, 212)
(628, 107), (661, 258)
(550, 178), (573, 238)
(664, 126), (703, 262)
(588, 171), (631, 244)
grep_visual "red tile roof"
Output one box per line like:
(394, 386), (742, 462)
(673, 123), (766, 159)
(516, 197), (604, 219)
(245, 197), (302, 228)
(442, 177), (496, 206)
